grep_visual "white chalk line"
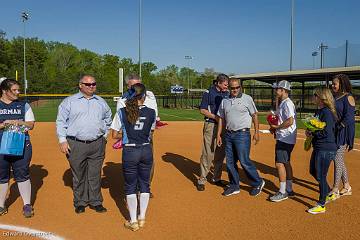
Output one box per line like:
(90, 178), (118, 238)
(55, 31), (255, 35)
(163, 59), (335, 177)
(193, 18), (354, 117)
(0, 224), (65, 240)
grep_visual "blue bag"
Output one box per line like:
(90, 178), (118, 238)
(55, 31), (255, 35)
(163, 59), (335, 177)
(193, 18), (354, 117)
(0, 130), (25, 156)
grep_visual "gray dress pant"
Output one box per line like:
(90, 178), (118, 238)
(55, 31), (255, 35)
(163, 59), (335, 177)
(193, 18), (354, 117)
(67, 137), (106, 207)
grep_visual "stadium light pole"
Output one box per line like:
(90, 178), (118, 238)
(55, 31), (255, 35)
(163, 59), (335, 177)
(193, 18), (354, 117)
(319, 43), (328, 69)
(185, 55), (193, 95)
(289, 0), (295, 71)
(138, 0), (142, 79)
(22, 11), (29, 95)
(312, 51), (318, 69)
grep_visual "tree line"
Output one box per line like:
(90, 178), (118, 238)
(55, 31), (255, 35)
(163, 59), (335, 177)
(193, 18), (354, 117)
(0, 32), (217, 95)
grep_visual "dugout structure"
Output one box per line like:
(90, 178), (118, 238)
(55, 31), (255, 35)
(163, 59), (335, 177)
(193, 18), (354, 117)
(232, 66), (360, 117)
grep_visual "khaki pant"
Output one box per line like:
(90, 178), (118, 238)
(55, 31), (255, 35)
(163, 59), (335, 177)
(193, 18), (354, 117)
(198, 122), (225, 185)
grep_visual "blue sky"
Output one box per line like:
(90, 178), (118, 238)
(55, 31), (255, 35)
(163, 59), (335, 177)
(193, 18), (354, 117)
(1, 0), (360, 74)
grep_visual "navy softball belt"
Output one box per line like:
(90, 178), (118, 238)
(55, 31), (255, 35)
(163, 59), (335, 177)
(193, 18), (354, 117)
(226, 128), (250, 133)
(67, 135), (103, 144)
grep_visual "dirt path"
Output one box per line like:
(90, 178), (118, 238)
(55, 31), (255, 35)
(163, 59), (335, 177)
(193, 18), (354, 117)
(0, 122), (359, 240)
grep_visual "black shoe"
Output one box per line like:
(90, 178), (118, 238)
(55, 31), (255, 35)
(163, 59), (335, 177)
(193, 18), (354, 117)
(75, 206), (85, 214)
(287, 191), (295, 197)
(197, 184), (205, 191)
(212, 180), (228, 188)
(89, 205), (107, 213)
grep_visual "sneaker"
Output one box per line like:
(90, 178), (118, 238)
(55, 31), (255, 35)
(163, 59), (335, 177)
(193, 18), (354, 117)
(0, 206), (8, 216)
(211, 180), (228, 188)
(340, 187), (352, 196)
(197, 184), (205, 191)
(222, 187), (240, 196)
(23, 204), (34, 218)
(270, 192), (289, 202)
(250, 180), (265, 196)
(307, 205), (326, 214)
(326, 191), (340, 204)
(287, 191), (295, 197)
(138, 218), (146, 228)
(124, 221), (140, 231)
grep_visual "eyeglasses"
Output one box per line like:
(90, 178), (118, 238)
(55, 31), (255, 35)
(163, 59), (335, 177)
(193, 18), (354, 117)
(81, 82), (97, 87)
(230, 86), (241, 90)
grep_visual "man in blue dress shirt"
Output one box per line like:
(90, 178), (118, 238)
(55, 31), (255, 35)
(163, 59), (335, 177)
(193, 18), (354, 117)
(56, 75), (112, 214)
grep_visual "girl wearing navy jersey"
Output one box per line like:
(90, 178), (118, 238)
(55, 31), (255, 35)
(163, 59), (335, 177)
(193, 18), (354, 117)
(327, 74), (355, 202)
(306, 87), (338, 214)
(111, 83), (156, 231)
(0, 78), (35, 218)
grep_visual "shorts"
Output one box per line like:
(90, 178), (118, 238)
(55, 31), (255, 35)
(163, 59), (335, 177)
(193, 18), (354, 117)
(0, 140), (32, 183)
(275, 140), (294, 164)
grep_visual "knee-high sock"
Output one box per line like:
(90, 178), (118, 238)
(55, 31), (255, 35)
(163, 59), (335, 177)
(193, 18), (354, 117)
(0, 183), (9, 208)
(139, 193), (150, 219)
(126, 194), (137, 223)
(17, 180), (31, 205)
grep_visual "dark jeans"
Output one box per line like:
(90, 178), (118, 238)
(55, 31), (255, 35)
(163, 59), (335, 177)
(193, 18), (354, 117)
(225, 131), (262, 189)
(0, 140), (32, 183)
(122, 144), (153, 195)
(310, 150), (336, 206)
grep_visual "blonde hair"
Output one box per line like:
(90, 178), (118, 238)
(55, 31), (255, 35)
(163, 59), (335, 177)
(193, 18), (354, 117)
(314, 87), (337, 120)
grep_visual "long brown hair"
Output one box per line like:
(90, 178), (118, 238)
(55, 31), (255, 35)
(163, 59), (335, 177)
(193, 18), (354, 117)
(0, 78), (19, 97)
(314, 87), (337, 120)
(333, 74), (352, 93)
(125, 83), (146, 124)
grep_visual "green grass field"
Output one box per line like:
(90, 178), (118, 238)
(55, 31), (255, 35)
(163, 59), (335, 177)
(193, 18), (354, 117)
(31, 99), (359, 138)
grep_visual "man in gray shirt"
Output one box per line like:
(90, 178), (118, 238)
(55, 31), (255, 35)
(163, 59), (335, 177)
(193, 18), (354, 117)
(56, 74), (112, 214)
(216, 78), (265, 197)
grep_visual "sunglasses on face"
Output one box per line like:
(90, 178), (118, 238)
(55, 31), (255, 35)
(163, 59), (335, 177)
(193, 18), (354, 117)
(230, 86), (241, 90)
(81, 82), (97, 87)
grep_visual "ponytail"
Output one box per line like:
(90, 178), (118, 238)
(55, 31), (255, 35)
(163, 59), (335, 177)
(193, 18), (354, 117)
(125, 83), (146, 124)
(125, 98), (140, 124)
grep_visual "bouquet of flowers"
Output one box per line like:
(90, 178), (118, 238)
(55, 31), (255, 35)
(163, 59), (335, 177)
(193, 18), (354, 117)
(302, 116), (326, 151)
(4, 124), (29, 133)
(0, 124), (29, 156)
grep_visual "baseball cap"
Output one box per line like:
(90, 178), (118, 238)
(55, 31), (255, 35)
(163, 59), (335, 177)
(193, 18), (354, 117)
(272, 80), (291, 91)
(0, 77), (6, 84)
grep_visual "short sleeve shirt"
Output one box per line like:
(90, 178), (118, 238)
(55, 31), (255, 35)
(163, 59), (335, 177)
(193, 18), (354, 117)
(199, 85), (229, 123)
(116, 90), (158, 117)
(217, 93), (257, 131)
(111, 105), (156, 145)
(275, 98), (297, 144)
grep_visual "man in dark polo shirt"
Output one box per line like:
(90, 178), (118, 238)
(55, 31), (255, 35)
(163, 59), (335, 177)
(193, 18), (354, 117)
(197, 74), (229, 191)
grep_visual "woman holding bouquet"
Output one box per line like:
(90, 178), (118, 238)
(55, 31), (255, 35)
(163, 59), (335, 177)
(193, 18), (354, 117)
(111, 83), (156, 231)
(0, 78), (35, 218)
(327, 74), (355, 201)
(306, 87), (337, 214)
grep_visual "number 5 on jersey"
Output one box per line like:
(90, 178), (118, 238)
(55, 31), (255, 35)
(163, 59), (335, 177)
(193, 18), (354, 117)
(134, 117), (146, 130)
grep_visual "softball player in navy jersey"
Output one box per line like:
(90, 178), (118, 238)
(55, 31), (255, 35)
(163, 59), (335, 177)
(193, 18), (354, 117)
(111, 83), (156, 232)
(0, 78), (35, 218)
